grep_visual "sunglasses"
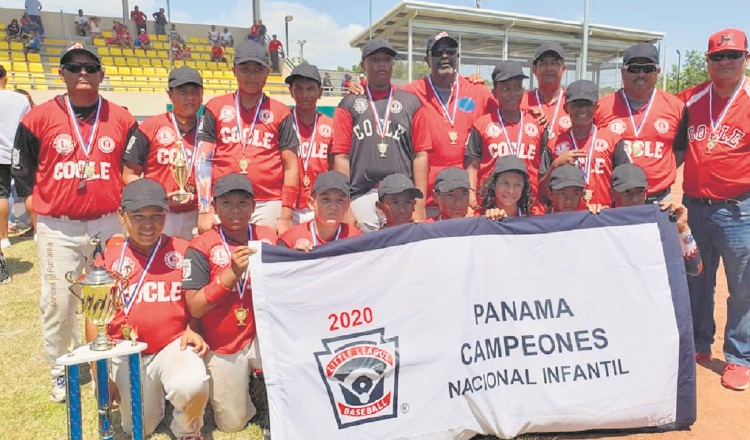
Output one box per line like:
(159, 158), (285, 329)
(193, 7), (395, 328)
(707, 51), (746, 62)
(62, 62), (102, 74)
(625, 64), (658, 74)
(431, 47), (458, 57)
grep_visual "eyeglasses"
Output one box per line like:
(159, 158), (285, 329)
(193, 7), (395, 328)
(625, 64), (658, 74)
(707, 51), (746, 62)
(62, 62), (102, 74)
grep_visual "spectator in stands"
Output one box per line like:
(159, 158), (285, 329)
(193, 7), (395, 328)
(74, 9), (88, 37)
(136, 29), (152, 51)
(249, 20), (259, 41)
(89, 16), (101, 38)
(116, 21), (133, 49)
(268, 35), (282, 73)
(24, 31), (41, 58)
(322, 72), (333, 95)
(220, 27), (234, 47)
(341, 73), (352, 92)
(152, 8), (167, 35)
(256, 19), (267, 44)
(24, 0), (44, 39)
(169, 23), (183, 45)
(130, 5), (147, 34)
(210, 41), (225, 62)
(20, 13), (37, 39)
(207, 25), (219, 45)
(180, 44), (191, 60)
(6, 19), (22, 42)
(171, 39), (181, 60)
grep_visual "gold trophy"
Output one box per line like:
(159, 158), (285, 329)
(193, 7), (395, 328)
(171, 147), (192, 202)
(66, 236), (130, 351)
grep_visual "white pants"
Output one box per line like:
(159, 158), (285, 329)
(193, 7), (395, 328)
(36, 213), (123, 379)
(111, 337), (209, 437)
(164, 210), (198, 240)
(251, 200), (282, 229)
(293, 208), (314, 225)
(350, 189), (383, 233)
(204, 339), (262, 432)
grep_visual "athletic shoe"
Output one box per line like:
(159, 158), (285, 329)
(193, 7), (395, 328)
(51, 375), (66, 403)
(0, 238), (10, 250)
(0, 253), (10, 285)
(721, 364), (750, 391)
(695, 352), (711, 363)
(18, 228), (35, 239)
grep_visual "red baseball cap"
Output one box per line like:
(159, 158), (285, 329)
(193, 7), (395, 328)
(707, 28), (748, 54)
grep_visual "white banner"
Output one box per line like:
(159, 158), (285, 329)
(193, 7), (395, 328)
(250, 206), (695, 439)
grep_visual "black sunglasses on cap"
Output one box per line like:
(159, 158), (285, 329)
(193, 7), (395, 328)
(62, 62), (102, 74)
(625, 63), (658, 74)
(708, 51), (746, 62)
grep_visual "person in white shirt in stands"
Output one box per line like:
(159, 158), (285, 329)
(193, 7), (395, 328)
(74, 9), (88, 37)
(220, 27), (234, 48)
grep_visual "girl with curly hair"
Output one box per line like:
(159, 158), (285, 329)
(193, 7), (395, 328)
(479, 155), (532, 220)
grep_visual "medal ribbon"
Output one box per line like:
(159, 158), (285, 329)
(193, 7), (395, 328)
(117, 236), (163, 316)
(568, 126), (597, 183)
(310, 221), (341, 246)
(535, 88), (563, 134)
(292, 109), (318, 176)
(219, 226), (252, 299)
(65, 95), (102, 168)
(365, 86), (394, 142)
(709, 77), (746, 135)
(234, 92), (265, 154)
(170, 111), (200, 176)
(427, 74), (459, 128)
(620, 88), (655, 139)
(497, 110), (524, 157)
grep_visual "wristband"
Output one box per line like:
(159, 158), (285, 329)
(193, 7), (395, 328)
(281, 185), (299, 209)
(203, 281), (233, 304)
(679, 229), (698, 258)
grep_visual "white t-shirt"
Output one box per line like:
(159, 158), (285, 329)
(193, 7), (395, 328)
(74, 15), (87, 25)
(207, 30), (219, 42)
(221, 31), (232, 43)
(25, 0), (42, 16)
(0, 90), (31, 164)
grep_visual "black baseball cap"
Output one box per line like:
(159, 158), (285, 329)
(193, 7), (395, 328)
(121, 178), (168, 211)
(60, 43), (100, 65)
(378, 173), (424, 200)
(549, 165), (585, 190)
(284, 62), (321, 86)
(362, 38), (397, 60)
(565, 80), (599, 104)
(434, 167), (471, 193)
(234, 40), (269, 66)
(492, 60), (528, 83)
(426, 31), (458, 55)
(612, 163), (650, 192)
(168, 66), (203, 89)
(623, 42), (659, 65)
(533, 42), (565, 64)
(214, 173), (254, 198)
(312, 171), (350, 196)
(493, 155), (528, 177)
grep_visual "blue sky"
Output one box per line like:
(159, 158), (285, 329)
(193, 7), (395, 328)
(6, 0), (748, 85)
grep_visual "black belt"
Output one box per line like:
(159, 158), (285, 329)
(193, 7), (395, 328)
(687, 191), (750, 206)
(645, 188), (671, 204)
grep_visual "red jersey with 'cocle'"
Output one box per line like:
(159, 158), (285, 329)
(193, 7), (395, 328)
(595, 89), (684, 195)
(521, 88), (570, 140)
(100, 236), (190, 355)
(295, 113), (333, 210)
(183, 225), (278, 354)
(465, 110), (547, 202)
(198, 93), (299, 201)
(402, 76), (496, 206)
(678, 79), (750, 199)
(123, 112), (199, 213)
(13, 96), (136, 219)
(542, 128), (630, 208)
(279, 221), (362, 248)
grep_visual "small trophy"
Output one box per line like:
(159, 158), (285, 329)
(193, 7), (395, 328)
(66, 236), (130, 351)
(171, 148), (192, 202)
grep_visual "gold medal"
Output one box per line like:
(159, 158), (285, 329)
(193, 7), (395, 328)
(583, 189), (594, 204)
(448, 131), (458, 145)
(83, 162), (95, 180)
(377, 142), (388, 158)
(235, 306), (249, 326)
(185, 183), (195, 193)
(707, 137), (717, 154)
(631, 140), (644, 157)
(122, 324), (132, 341)
(303, 175), (311, 188)
(239, 158), (249, 174)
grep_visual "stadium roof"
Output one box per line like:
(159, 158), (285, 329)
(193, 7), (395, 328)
(350, 1), (665, 79)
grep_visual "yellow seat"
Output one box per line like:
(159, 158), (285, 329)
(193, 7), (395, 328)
(201, 70), (214, 79)
(123, 48), (135, 57)
(151, 59), (163, 67)
(109, 47), (122, 56)
(114, 57), (127, 67)
(119, 67), (131, 75)
(223, 70), (235, 79)
(113, 87), (127, 92)
(101, 56), (114, 66)
(105, 66), (119, 75)
(102, 30), (113, 38)
(26, 53), (41, 63)
(29, 62), (43, 73)
(127, 58), (139, 67)
(12, 61), (28, 72)
(0, 52), (8, 61)
(108, 78), (123, 86)
(94, 38), (106, 47)
(186, 61), (197, 69)
(0, 23), (5, 30)
(155, 67), (168, 76)
(225, 47), (234, 54)
(196, 61), (207, 70)
(128, 87), (141, 92)
(143, 67), (156, 76)
(188, 36), (200, 44)
(11, 52), (25, 61)
(10, 41), (23, 51)
(157, 50), (168, 58)
(138, 58), (151, 67)
(157, 34), (168, 41)
(173, 60), (185, 67)
(34, 84), (48, 90)
(98, 47), (109, 56)
(0, 41), (9, 50)
(131, 67), (144, 76)
(206, 61), (219, 70)
(145, 50), (157, 58)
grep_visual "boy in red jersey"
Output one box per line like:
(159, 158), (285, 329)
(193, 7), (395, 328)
(94, 179), (209, 439)
(280, 170), (361, 250)
(183, 173), (278, 432)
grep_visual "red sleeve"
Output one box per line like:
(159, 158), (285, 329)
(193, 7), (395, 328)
(411, 106), (432, 153)
(330, 107), (353, 155)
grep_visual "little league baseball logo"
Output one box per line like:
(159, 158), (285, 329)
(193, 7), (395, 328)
(156, 126), (177, 146)
(53, 134), (75, 156)
(524, 123), (539, 137)
(555, 141), (571, 156)
(389, 100), (403, 114)
(594, 139), (610, 153)
(219, 105), (236, 123)
(654, 118), (670, 134)
(98, 136), (116, 154)
(259, 109), (274, 124)
(485, 123), (501, 138)
(315, 328), (400, 429)
(353, 98), (368, 115)
(210, 245), (230, 266)
(608, 119), (627, 135)
(111, 257), (136, 277)
(164, 251), (183, 270)
(319, 124), (332, 138)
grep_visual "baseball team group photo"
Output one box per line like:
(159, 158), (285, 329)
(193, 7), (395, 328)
(1, 0), (749, 439)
